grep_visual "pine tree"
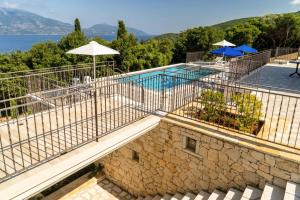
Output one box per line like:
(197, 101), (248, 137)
(117, 20), (128, 39)
(74, 18), (82, 32)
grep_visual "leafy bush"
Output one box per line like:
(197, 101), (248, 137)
(10, 99), (17, 119)
(233, 93), (262, 132)
(183, 90), (263, 134)
(198, 90), (225, 122)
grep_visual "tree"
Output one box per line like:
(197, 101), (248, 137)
(252, 14), (300, 49)
(172, 27), (224, 63)
(113, 33), (138, 71)
(117, 20), (128, 40)
(113, 21), (138, 71)
(74, 18), (82, 32)
(26, 41), (66, 69)
(225, 23), (261, 46)
(58, 31), (88, 64)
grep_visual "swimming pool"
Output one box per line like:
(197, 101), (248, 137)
(119, 65), (218, 90)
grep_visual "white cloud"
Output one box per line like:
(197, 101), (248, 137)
(291, 0), (300, 5)
(0, 1), (18, 8)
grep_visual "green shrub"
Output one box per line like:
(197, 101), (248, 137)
(233, 93), (262, 132)
(10, 99), (17, 119)
(198, 90), (225, 122)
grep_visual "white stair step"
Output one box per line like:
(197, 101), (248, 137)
(162, 194), (173, 200)
(152, 195), (163, 200)
(284, 181), (300, 200)
(195, 191), (210, 200)
(144, 196), (153, 200)
(224, 188), (243, 200)
(241, 186), (262, 200)
(261, 183), (284, 200)
(171, 193), (184, 200)
(207, 190), (225, 200)
(182, 192), (196, 200)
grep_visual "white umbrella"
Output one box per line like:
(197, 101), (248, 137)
(213, 40), (236, 47)
(66, 41), (120, 81)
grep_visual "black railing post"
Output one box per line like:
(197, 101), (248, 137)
(141, 83), (145, 104)
(94, 88), (99, 142)
(171, 76), (176, 111)
(160, 75), (166, 111)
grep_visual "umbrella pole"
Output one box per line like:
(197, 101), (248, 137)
(93, 55), (99, 142)
(93, 56), (96, 81)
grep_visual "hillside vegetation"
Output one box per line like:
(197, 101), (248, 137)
(171, 12), (300, 62)
(152, 33), (179, 41)
(212, 12), (300, 29)
(0, 19), (174, 74)
(211, 17), (258, 30)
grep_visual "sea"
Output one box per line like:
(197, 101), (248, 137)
(0, 35), (153, 53)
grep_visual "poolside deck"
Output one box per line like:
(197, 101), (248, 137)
(237, 63), (300, 148)
(240, 63), (300, 92)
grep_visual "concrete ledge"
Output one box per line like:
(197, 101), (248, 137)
(0, 113), (164, 200)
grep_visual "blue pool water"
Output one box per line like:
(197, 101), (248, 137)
(119, 66), (217, 90)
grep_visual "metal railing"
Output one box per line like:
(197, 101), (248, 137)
(166, 74), (300, 151)
(186, 51), (207, 63)
(0, 68), (162, 182)
(228, 50), (271, 79)
(270, 47), (300, 63)
(0, 49), (299, 183)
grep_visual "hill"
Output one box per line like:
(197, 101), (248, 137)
(0, 7), (73, 34)
(0, 7), (150, 36)
(211, 17), (257, 29)
(152, 33), (179, 41)
(212, 11), (300, 30)
(153, 11), (300, 41)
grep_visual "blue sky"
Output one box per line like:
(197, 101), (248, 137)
(0, 0), (300, 34)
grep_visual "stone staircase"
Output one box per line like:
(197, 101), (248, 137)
(41, 173), (300, 200)
(137, 181), (300, 200)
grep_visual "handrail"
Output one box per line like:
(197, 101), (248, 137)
(114, 68), (131, 79)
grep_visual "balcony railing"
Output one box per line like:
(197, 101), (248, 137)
(228, 50), (271, 78)
(167, 74), (300, 151)
(270, 47), (300, 63)
(0, 50), (299, 183)
(0, 62), (162, 182)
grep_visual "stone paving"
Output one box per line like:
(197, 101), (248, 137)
(240, 63), (300, 92)
(45, 177), (136, 200)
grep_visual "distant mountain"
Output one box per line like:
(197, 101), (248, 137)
(0, 7), (150, 36)
(85, 24), (149, 36)
(0, 7), (73, 34)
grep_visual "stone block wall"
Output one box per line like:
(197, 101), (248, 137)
(99, 119), (300, 196)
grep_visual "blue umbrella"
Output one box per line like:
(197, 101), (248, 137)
(211, 46), (243, 57)
(234, 44), (257, 54)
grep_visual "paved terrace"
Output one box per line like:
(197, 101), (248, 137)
(240, 63), (300, 91)
(240, 63), (300, 148)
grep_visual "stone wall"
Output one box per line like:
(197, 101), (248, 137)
(99, 119), (300, 196)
